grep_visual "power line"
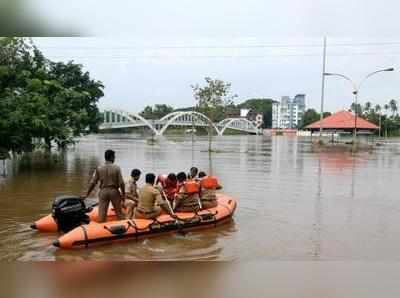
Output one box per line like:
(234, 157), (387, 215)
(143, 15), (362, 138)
(47, 52), (400, 60)
(37, 41), (400, 51)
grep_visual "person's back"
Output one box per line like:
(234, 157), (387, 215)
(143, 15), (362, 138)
(156, 174), (168, 188)
(135, 173), (175, 219)
(83, 149), (125, 223)
(174, 172), (200, 212)
(164, 173), (178, 201)
(198, 172), (220, 209)
(96, 163), (123, 189)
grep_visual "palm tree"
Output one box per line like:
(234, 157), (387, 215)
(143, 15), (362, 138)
(389, 99), (398, 117)
(350, 103), (362, 116)
(384, 104), (390, 138)
(384, 104), (390, 114)
(375, 104), (382, 138)
(364, 101), (372, 115)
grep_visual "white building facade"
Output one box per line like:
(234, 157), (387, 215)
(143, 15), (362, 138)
(272, 94), (306, 129)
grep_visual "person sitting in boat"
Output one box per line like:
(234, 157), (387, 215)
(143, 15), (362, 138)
(156, 174), (168, 188)
(188, 166), (199, 180)
(173, 172), (201, 212)
(198, 171), (222, 209)
(123, 168), (141, 219)
(157, 173), (178, 201)
(135, 173), (175, 219)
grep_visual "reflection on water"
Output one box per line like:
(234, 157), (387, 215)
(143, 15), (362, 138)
(1, 134), (400, 261)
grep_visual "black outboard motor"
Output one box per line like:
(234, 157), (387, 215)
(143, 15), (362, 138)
(52, 195), (90, 233)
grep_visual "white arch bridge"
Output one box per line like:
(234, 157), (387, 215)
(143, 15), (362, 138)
(99, 109), (261, 136)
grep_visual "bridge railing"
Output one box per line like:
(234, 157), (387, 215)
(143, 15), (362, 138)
(100, 109), (260, 135)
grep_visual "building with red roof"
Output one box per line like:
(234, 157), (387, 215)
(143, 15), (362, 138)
(305, 110), (378, 133)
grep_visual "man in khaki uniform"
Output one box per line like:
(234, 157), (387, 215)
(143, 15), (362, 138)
(83, 149), (126, 223)
(135, 173), (175, 219)
(124, 169), (141, 219)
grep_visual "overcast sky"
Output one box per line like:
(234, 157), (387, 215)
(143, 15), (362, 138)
(30, 0), (400, 114)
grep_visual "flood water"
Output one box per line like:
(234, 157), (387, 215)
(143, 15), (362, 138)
(1, 134), (400, 261)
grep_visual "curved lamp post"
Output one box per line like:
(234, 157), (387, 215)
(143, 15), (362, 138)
(324, 68), (394, 144)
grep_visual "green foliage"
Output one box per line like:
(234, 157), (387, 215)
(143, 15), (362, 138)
(350, 102), (363, 116)
(139, 104), (174, 120)
(389, 99), (398, 116)
(191, 77), (237, 122)
(301, 109), (321, 128)
(191, 77), (238, 151)
(0, 38), (104, 155)
(323, 112), (332, 118)
(355, 99), (400, 137)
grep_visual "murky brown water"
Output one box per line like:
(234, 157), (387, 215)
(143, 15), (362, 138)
(1, 134), (400, 261)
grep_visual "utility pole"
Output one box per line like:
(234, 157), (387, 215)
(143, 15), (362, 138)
(319, 36), (327, 142)
(353, 90), (359, 144)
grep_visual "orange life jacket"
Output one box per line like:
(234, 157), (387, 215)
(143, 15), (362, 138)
(200, 176), (218, 189)
(183, 180), (200, 194)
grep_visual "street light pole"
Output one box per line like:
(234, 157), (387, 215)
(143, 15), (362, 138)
(319, 37), (327, 142)
(324, 68), (394, 145)
(353, 90), (359, 142)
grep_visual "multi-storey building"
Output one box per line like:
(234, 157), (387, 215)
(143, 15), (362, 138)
(272, 94), (306, 129)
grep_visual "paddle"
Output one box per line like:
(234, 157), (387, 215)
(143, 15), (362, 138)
(196, 194), (203, 210)
(160, 189), (186, 236)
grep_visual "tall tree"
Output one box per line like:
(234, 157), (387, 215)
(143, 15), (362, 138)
(0, 37), (104, 154)
(350, 103), (363, 116)
(384, 104), (390, 115)
(364, 101), (372, 114)
(301, 109), (320, 128)
(375, 104), (382, 137)
(191, 77), (237, 151)
(389, 99), (398, 117)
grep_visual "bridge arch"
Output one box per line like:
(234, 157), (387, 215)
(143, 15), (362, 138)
(218, 118), (259, 135)
(158, 111), (220, 136)
(102, 109), (159, 135)
(158, 111), (183, 122)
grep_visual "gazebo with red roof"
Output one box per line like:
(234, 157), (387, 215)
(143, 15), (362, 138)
(305, 110), (378, 134)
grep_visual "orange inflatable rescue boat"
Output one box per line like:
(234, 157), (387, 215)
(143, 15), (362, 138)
(53, 194), (236, 249)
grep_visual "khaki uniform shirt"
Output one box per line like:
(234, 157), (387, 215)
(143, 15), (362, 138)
(126, 177), (139, 201)
(137, 184), (163, 213)
(90, 161), (124, 189)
